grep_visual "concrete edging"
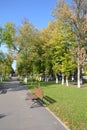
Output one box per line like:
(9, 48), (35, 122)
(45, 107), (70, 130)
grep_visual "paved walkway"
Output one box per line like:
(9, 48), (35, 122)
(0, 77), (70, 130)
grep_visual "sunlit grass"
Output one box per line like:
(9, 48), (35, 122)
(40, 84), (87, 130)
(26, 81), (87, 130)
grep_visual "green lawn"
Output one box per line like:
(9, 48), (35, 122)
(27, 82), (87, 130)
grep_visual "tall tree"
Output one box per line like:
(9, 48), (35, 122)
(16, 19), (38, 80)
(39, 22), (55, 81)
(52, 0), (76, 85)
(53, 0), (87, 87)
(0, 26), (3, 46)
(70, 0), (87, 87)
(0, 51), (5, 82)
(1, 54), (13, 78)
(2, 22), (16, 48)
(50, 22), (76, 86)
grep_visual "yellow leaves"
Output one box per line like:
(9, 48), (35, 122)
(48, 21), (54, 28)
(60, 2), (71, 19)
(3, 22), (16, 48)
(50, 28), (64, 47)
(40, 22), (54, 42)
(53, 0), (71, 22)
(70, 10), (76, 21)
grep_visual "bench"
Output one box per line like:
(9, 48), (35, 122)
(27, 87), (44, 101)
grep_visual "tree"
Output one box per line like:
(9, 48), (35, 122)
(0, 52), (13, 81)
(1, 54), (13, 79)
(0, 51), (5, 82)
(70, 0), (87, 88)
(2, 22), (16, 48)
(0, 26), (3, 46)
(52, 0), (87, 87)
(51, 0), (76, 85)
(39, 22), (55, 81)
(50, 23), (76, 86)
(16, 19), (39, 80)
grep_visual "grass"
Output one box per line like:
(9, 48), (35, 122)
(27, 82), (87, 130)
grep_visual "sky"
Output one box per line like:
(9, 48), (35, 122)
(0, 0), (57, 29)
(0, 0), (70, 70)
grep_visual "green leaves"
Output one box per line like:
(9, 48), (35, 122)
(2, 22), (16, 48)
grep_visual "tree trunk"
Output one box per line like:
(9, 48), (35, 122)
(40, 76), (42, 81)
(24, 76), (27, 83)
(62, 73), (64, 85)
(0, 76), (2, 82)
(56, 74), (58, 84)
(45, 75), (48, 82)
(77, 45), (81, 88)
(77, 64), (80, 88)
(66, 76), (69, 86)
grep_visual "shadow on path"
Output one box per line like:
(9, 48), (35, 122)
(30, 99), (44, 108)
(0, 77), (27, 94)
(1, 89), (7, 94)
(0, 114), (7, 119)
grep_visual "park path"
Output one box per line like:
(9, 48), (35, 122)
(0, 77), (69, 130)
